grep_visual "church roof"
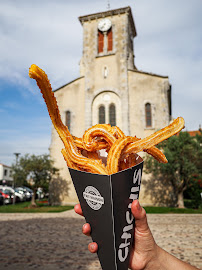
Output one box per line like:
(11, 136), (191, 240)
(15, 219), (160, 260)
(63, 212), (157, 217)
(54, 69), (169, 92)
(79, 6), (137, 37)
(54, 76), (84, 92)
(128, 69), (169, 79)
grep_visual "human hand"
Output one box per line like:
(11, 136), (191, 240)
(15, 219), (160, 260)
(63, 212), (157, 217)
(74, 200), (158, 270)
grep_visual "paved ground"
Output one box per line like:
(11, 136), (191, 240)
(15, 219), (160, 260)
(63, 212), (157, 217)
(0, 210), (201, 270)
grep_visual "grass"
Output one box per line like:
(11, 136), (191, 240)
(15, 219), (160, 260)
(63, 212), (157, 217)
(0, 200), (74, 213)
(0, 201), (202, 214)
(144, 206), (202, 214)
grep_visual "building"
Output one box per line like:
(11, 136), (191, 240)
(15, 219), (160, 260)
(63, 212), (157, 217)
(49, 6), (172, 205)
(0, 163), (13, 186)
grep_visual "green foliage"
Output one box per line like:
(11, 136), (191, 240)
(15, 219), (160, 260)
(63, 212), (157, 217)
(195, 132), (202, 175)
(145, 131), (202, 207)
(11, 165), (28, 187)
(184, 175), (202, 208)
(12, 154), (58, 192)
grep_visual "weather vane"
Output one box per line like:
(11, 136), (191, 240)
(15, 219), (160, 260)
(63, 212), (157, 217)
(107, 0), (110, 10)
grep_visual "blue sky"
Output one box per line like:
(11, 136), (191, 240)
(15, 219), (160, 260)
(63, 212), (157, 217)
(0, 0), (202, 166)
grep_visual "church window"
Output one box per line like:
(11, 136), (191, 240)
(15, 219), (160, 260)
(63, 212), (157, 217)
(98, 27), (113, 54)
(103, 66), (108, 78)
(65, 110), (71, 131)
(98, 105), (105, 124)
(98, 30), (104, 53)
(109, 103), (116, 126)
(107, 28), (113, 52)
(145, 103), (152, 127)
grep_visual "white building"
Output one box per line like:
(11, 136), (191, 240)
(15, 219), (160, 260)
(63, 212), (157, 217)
(0, 163), (13, 186)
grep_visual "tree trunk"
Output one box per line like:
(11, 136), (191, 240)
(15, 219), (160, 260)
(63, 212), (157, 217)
(29, 189), (37, 208)
(177, 191), (185, 208)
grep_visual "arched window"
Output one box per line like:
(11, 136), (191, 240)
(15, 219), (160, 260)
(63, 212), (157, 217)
(98, 105), (105, 124)
(145, 103), (152, 127)
(107, 28), (113, 52)
(65, 111), (71, 131)
(109, 103), (116, 126)
(98, 30), (104, 53)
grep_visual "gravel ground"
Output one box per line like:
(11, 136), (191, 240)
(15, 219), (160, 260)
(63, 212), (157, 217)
(0, 210), (201, 270)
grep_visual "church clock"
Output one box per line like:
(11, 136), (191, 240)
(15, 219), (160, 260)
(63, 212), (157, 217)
(98, 18), (112, 31)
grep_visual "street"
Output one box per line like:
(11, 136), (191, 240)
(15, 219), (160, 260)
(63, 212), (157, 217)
(0, 210), (201, 269)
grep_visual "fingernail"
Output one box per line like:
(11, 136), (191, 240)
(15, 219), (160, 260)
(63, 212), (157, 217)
(90, 243), (95, 252)
(82, 224), (86, 233)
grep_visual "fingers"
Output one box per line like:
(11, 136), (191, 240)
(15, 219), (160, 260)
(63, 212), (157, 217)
(83, 225), (98, 253)
(131, 200), (149, 233)
(82, 223), (91, 236)
(88, 242), (98, 253)
(74, 203), (83, 216)
(74, 203), (98, 252)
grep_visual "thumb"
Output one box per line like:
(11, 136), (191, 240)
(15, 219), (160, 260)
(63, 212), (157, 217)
(131, 200), (149, 233)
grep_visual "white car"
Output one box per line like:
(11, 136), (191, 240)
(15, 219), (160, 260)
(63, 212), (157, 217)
(0, 186), (25, 203)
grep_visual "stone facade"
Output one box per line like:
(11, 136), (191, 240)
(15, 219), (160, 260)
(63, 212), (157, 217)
(49, 7), (172, 206)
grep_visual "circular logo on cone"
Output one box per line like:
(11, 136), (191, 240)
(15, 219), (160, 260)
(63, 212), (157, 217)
(83, 186), (104, 210)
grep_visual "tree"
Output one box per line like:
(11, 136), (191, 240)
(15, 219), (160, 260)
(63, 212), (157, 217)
(145, 132), (201, 208)
(12, 154), (58, 207)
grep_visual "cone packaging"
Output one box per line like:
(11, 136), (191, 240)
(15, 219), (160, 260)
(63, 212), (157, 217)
(69, 157), (143, 270)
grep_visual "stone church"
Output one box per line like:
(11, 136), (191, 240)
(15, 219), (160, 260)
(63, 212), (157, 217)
(49, 6), (172, 205)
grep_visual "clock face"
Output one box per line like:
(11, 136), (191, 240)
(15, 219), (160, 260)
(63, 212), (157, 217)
(98, 18), (112, 32)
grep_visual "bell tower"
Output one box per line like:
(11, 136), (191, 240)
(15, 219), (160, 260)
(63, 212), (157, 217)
(50, 6), (172, 206)
(79, 7), (137, 135)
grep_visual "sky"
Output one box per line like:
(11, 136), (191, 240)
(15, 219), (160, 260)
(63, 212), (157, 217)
(0, 0), (202, 166)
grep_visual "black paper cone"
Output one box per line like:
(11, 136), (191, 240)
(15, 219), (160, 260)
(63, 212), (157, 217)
(69, 157), (143, 270)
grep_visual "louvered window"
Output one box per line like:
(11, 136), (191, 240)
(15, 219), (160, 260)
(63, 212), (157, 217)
(145, 103), (152, 127)
(66, 111), (71, 131)
(99, 105), (105, 124)
(107, 28), (113, 51)
(98, 30), (104, 53)
(109, 104), (116, 126)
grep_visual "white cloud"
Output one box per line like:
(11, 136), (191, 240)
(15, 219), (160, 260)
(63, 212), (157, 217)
(0, 0), (202, 165)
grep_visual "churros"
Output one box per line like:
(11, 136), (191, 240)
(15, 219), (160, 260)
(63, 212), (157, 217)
(121, 117), (185, 160)
(83, 124), (116, 151)
(29, 64), (107, 175)
(29, 64), (185, 175)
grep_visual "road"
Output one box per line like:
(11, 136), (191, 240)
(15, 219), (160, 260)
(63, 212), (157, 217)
(0, 210), (201, 269)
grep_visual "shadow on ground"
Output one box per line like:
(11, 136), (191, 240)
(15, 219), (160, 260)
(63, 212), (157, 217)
(0, 217), (101, 270)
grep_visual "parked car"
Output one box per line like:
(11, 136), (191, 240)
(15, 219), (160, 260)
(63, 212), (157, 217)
(15, 187), (33, 201)
(0, 186), (24, 203)
(15, 187), (28, 201)
(0, 192), (3, 205)
(0, 189), (12, 204)
(23, 186), (33, 200)
(14, 188), (26, 202)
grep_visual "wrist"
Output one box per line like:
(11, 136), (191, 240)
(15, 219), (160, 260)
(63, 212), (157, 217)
(144, 244), (163, 270)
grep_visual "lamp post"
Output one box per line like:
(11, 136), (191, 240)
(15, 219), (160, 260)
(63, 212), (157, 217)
(14, 153), (20, 166)
(13, 153), (20, 204)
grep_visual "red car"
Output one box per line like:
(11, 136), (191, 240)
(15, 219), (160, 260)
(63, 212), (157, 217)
(0, 189), (11, 204)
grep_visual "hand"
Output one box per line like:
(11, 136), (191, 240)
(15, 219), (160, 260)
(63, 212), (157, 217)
(74, 200), (158, 270)
(74, 200), (199, 270)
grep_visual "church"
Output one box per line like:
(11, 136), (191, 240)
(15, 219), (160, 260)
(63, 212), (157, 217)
(49, 6), (172, 205)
